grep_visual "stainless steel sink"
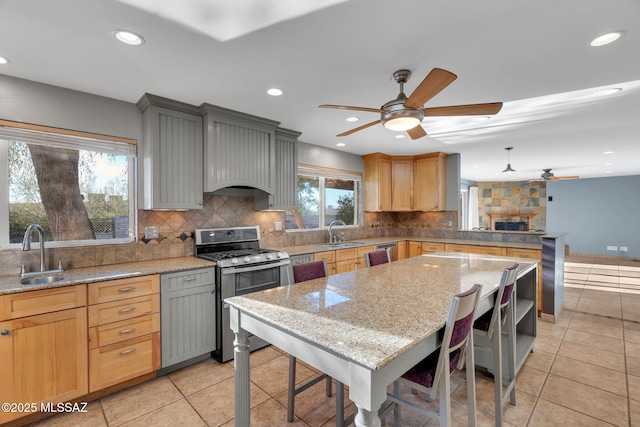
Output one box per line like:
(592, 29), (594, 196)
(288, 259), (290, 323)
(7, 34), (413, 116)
(320, 241), (365, 248)
(20, 275), (65, 286)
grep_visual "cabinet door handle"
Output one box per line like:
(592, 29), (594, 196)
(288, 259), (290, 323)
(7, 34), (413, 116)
(119, 348), (136, 355)
(119, 287), (136, 292)
(119, 307), (135, 313)
(1, 329), (9, 336)
(119, 328), (136, 334)
(182, 277), (196, 282)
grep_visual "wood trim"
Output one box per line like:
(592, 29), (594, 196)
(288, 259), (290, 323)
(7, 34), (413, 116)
(298, 163), (363, 178)
(0, 119), (137, 145)
(0, 285), (86, 320)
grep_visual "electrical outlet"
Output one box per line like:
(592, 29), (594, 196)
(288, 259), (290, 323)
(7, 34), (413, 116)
(607, 245), (618, 251)
(145, 227), (159, 239)
(621, 247), (629, 252)
(274, 221), (283, 232)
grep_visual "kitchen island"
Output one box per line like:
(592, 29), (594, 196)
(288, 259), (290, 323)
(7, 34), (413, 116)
(227, 252), (538, 426)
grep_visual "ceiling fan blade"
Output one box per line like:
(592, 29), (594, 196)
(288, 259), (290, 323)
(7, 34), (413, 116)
(423, 102), (503, 117)
(404, 68), (457, 109)
(406, 125), (427, 140)
(337, 119), (381, 137)
(550, 175), (580, 181)
(319, 104), (383, 113)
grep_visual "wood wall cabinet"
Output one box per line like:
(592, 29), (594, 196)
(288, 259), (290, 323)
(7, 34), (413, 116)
(413, 153), (447, 211)
(362, 152), (447, 212)
(363, 153), (392, 212)
(88, 276), (160, 392)
(391, 157), (414, 211)
(0, 285), (88, 424)
(137, 94), (204, 210)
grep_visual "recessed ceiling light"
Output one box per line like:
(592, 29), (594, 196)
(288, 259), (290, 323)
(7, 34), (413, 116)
(590, 31), (623, 47)
(113, 30), (145, 46)
(603, 151), (615, 155)
(336, 142), (346, 147)
(593, 88), (622, 97)
(346, 116), (359, 122)
(604, 163), (613, 166)
(473, 116), (490, 122)
(395, 134), (406, 139)
(0, 56), (10, 65)
(267, 88), (283, 96)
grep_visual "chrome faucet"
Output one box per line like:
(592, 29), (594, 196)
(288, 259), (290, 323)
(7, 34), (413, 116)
(328, 220), (346, 243)
(21, 224), (63, 277)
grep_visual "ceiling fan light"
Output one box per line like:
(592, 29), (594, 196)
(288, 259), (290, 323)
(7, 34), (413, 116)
(383, 116), (421, 131)
(502, 164), (516, 174)
(590, 31), (623, 47)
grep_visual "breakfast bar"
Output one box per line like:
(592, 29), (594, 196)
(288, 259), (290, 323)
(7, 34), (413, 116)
(227, 252), (538, 426)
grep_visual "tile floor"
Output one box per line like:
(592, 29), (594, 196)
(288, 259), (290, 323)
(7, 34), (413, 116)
(28, 255), (640, 426)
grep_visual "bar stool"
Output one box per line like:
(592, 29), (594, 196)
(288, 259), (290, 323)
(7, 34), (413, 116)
(382, 284), (483, 426)
(289, 261), (347, 425)
(473, 263), (519, 427)
(363, 248), (391, 267)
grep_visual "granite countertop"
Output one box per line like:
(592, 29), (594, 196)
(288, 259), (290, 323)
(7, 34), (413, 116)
(226, 252), (537, 371)
(275, 236), (541, 256)
(0, 256), (214, 296)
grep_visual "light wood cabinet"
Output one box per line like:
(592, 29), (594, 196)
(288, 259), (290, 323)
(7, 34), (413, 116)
(445, 243), (507, 256)
(408, 241), (446, 257)
(396, 241), (408, 260)
(413, 153), (447, 211)
(136, 94), (204, 210)
(391, 157), (414, 211)
(0, 286), (88, 424)
(88, 275), (160, 392)
(314, 250), (337, 275)
(363, 153), (392, 212)
(314, 246), (376, 275)
(362, 152), (447, 212)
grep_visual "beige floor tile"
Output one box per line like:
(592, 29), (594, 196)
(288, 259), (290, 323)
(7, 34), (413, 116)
(627, 355), (640, 377)
(631, 398), (640, 427)
(540, 374), (628, 426)
(563, 328), (625, 353)
(564, 272), (589, 282)
(568, 316), (623, 339)
(522, 348), (555, 372)
(580, 287), (622, 302)
(623, 304), (640, 322)
(587, 274), (620, 284)
(575, 299), (622, 318)
(250, 354), (316, 397)
(571, 311), (623, 327)
(563, 295), (579, 311)
(168, 357), (234, 396)
(622, 276), (640, 286)
(628, 374), (640, 402)
(625, 320), (640, 332)
(536, 319), (568, 340)
(29, 401), (106, 427)
(247, 398), (308, 427)
(187, 376), (269, 426)
(118, 399), (206, 427)
(515, 364), (546, 397)
(550, 355), (627, 396)
(528, 398), (617, 427)
(533, 334), (562, 354)
(626, 328), (640, 344)
(100, 376), (183, 426)
(557, 340), (626, 372)
(274, 380), (353, 427)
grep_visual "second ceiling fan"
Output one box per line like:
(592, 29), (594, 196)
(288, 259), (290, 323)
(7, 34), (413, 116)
(320, 68), (503, 140)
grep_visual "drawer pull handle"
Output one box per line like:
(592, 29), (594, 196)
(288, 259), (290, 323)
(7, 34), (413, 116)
(1, 329), (9, 336)
(183, 277), (196, 282)
(119, 348), (136, 355)
(119, 307), (135, 313)
(119, 287), (136, 292)
(119, 328), (136, 334)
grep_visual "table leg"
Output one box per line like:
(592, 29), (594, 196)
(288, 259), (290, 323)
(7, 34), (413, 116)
(354, 405), (381, 427)
(233, 329), (250, 427)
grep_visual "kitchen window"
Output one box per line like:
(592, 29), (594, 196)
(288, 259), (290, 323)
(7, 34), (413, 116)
(286, 165), (362, 230)
(0, 123), (137, 249)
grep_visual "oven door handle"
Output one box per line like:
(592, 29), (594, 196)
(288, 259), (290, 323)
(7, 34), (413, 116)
(220, 259), (291, 275)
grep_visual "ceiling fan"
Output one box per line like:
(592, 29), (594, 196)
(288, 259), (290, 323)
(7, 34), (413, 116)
(319, 68), (503, 140)
(530, 169), (580, 182)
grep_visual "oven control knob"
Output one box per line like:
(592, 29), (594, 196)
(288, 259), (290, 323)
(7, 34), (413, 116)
(266, 253), (273, 260)
(244, 256), (251, 263)
(275, 252), (282, 258)
(231, 258), (239, 264)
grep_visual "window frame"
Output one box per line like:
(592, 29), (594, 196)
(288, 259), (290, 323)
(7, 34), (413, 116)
(0, 120), (138, 249)
(287, 164), (363, 231)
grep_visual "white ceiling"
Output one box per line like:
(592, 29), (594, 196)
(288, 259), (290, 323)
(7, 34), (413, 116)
(1, 0), (639, 182)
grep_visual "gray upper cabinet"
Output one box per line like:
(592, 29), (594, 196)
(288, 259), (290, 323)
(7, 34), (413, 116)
(254, 127), (299, 210)
(137, 94), (203, 210)
(201, 104), (279, 195)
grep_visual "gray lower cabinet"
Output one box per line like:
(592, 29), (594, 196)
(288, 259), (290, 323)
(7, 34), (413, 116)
(160, 267), (216, 369)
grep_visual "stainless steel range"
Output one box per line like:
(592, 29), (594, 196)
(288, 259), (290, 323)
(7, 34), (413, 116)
(194, 226), (290, 362)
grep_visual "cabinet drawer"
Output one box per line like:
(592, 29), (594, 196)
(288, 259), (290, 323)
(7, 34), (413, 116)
(160, 268), (214, 292)
(445, 244), (506, 256)
(335, 248), (358, 261)
(421, 243), (446, 253)
(357, 245), (377, 258)
(88, 275), (159, 305)
(507, 248), (542, 260)
(88, 294), (159, 327)
(89, 332), (160, 392)
(314, 251), (336, 264)
(0, 285), (86, 320)
(88, 313), (160, 349)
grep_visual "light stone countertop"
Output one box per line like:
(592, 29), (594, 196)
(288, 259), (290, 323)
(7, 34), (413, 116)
(274, 236), (542, 256)
(0, 256), (214, 296)
(226, 252), (537, 371)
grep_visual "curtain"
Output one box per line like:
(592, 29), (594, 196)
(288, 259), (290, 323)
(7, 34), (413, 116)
(468, 186), (479, 229)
